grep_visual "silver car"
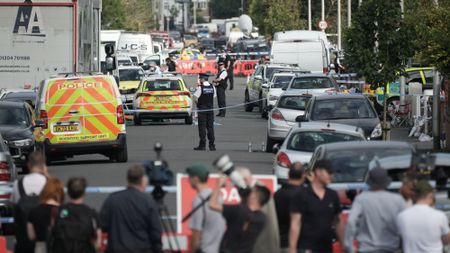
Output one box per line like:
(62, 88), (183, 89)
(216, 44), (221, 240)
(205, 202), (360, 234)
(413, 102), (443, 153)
(273, 122), (365, 183)
(284, 74), (338, 94)
(266, 92), (313, 152)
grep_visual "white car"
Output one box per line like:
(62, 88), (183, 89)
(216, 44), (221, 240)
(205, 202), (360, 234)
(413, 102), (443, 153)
(266, 92), (313, 152)
(273, 122), (366, 183)
(262, 73), (296, 117)
(285, 74), (339, 94)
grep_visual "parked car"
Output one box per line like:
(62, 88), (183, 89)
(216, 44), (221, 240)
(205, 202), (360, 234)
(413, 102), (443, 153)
(307, 141), (414, 206)
(0, 132), (16, 235)
(273, 122), (365, 183)
(298, 94), (382, 139)
(183, 34), (198, 47)
(284, 74), (339, 94)
(0, 89), (37, 109)
(245, 64), (298, 112)
(267, 92), (313, 151)
(118, 65), (145, 105)
(0, 101), (36, 172)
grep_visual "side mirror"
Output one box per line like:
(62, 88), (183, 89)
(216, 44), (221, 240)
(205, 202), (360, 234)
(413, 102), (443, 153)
(35, 119), (45, 128)
(189, 87), (196, 92)
(282, 86), (287, 91)
(142, 64), (150, 71)
(105, 56), (115, 72)
(261, 83), (269, 89)
(295, 115), (306, 122)
(272, 144), (280, 154)
(255, 75), (262, 80)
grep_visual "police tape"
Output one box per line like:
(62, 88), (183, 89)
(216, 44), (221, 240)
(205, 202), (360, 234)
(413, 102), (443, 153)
(124, 98), (267, 114)
(205, 52), (270, 57)
(0, 185), (177, 194)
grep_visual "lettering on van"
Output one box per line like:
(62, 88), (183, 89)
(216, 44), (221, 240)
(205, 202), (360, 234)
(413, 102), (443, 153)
(119, 44), (148, 51)
(58, 82), (102, 90)
(13, 4), (46, 38)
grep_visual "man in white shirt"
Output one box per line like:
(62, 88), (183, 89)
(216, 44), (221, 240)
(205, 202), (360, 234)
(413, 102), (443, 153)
(397, 180), (450, 253)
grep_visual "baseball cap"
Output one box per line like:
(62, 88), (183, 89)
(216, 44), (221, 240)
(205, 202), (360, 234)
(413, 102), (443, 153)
(199, 73), (209, 79)
(186, 164), (210, 181)
(218, 61), (225, 66)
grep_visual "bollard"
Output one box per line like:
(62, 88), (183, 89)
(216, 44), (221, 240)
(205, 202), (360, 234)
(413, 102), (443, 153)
(248, 142), (252, 152)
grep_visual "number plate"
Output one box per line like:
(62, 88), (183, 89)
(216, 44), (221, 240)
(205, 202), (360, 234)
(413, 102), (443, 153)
(53, 124), (79, 133)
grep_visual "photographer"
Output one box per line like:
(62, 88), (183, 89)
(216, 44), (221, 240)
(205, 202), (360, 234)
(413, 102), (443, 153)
(209, 175), (270, 253)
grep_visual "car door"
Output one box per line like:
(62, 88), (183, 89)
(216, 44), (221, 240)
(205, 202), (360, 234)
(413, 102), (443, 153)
(250, 66), (264, 101)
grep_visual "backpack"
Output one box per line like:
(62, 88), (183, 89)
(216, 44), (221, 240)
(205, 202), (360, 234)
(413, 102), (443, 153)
(14, 177), (41, 240)
(48, 205), (96, 253)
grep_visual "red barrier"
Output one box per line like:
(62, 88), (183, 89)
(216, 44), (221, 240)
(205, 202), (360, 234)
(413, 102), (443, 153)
(176, 60), (258, 76)
(0, 236), (12, 253)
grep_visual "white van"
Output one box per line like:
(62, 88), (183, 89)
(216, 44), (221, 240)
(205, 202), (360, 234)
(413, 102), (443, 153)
(117, 33), (153, 64)
(271, 30), (332, 74)
(100, 30), (123, 61)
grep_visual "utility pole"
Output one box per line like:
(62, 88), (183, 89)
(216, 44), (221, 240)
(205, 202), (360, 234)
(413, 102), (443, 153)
(399, 0), (406, 113)
(308, 0), (312, 31)
(193, 0), (197, 27)
(321, 0), (325, 22)
(347, 0), (351, 27)
(337, 0), (342, 50)
(433, 69), (441, 150)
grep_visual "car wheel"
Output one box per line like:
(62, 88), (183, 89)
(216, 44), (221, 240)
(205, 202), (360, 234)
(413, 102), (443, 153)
(261, 100), (268, 119)
(185, 115), (193, 125)
(266, 135), (276, 153)
(244, 90), (253, 112)
(116, 146), (128, 163)
(134, 114), (142, 125)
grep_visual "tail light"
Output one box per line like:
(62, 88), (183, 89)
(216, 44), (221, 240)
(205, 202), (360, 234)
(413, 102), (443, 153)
(40, 110), (48, 129)
(117, 105), (125, 124)
(323, 67), (329, 75)
(271, 109), (285, 121)
(178, 91), (191, 97)
(276, 152), (292, 168)
(0, 162), (11, 181)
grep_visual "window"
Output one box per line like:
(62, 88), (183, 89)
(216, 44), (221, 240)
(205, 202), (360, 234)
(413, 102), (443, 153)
(119, 69), (144, 81)
(272, 76), (293, 88)
(290, 77), (334, 89)
(146, 80), (181, 91)
(405, 70), (422, 84)
(311, 98), (376, 120)
(277, 96), (311, 110)
(0, 107), (29, 127)
(423, 70), (434, 85)
(287, 131), (362, 152)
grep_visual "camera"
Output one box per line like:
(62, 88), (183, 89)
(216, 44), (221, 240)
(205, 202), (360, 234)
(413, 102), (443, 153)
(143, 142), (174, 186)
(213, 154), (247, 190)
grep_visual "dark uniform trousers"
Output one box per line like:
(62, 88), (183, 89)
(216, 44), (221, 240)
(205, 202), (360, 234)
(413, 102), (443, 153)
(198, 111), (214, 147)
(227, 67), (234, 90)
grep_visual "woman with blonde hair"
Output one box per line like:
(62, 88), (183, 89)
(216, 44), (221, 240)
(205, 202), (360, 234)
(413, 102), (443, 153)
(27, 177), (65, 253)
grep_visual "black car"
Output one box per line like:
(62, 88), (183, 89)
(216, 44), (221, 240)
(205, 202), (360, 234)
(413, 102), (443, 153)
(0, 101), (36, 173)
(0, 90), (37, 108)
(298, 94), (382, 139)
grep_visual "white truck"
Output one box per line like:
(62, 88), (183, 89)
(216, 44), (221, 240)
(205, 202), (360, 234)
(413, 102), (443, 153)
(271, 30), (332, 74)
(117, 32), (153, 64)
(0, 0), (101, 89)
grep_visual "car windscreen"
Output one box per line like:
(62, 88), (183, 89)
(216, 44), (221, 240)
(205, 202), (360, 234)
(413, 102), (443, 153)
(119, 69), (144, 81)
(277, 96), (311, 110)
(0, 107), (29, 127)
(290, 77), (334, 89)
(272, 76), (293, 88)
(146, 80), (181, 91)
(287, 131), (363, 152)
(311, 98), (377, 120)
(3, 92), (36, 106)
(325, 147), (412, 183)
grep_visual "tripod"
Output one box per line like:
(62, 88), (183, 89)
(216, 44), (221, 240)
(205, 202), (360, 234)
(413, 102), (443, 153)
(153, 185), (181, 253)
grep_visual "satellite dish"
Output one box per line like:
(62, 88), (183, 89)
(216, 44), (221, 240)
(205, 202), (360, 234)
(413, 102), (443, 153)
(238, 15), (253, 36)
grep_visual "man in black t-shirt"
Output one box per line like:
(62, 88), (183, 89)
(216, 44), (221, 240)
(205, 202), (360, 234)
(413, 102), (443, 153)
(209, 176), (271, 253)
(50, 177), (101, 253)
(289, 160), (344, 253)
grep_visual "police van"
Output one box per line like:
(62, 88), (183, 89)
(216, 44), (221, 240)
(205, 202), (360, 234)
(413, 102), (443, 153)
(34, 74), (128, 163)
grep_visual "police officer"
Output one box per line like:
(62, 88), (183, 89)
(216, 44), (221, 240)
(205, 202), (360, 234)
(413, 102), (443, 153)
(214, 62), (228, 117)
(194, 73), (216, 151)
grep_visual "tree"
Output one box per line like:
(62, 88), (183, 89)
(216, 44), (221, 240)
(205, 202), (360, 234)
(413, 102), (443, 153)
(344, 0), (414, 139)
(249, 0), (271, 34)
(210, 0), (241, 19)
(102, 0), (126, 29)
(263, 0), (303, 36)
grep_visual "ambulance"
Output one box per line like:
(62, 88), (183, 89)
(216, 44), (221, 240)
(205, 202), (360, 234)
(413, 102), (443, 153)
(34, 74), (128, 163)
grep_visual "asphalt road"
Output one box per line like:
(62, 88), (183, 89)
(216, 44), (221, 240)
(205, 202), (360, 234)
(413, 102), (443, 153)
(47, 76), (273, 214)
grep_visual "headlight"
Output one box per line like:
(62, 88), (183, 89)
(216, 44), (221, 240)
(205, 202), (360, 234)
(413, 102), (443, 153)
(269, 95), (279, 101)
(370, 123), (382, 139)
(11, 139), (33, 147)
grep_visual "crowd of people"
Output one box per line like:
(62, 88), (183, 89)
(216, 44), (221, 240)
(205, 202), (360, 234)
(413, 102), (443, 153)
(8, 150), (450, 253)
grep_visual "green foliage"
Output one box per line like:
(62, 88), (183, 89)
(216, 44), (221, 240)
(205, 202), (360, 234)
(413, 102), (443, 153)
(344, 0), (414, 85)
(102, 0), (126, 29)
(249, 0), (270, 34)
(408, 1), (450, 78)
(210, 0), (241, 19)
(264, 0), (304, 36)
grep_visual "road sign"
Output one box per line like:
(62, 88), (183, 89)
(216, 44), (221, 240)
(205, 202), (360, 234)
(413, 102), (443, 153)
(176, 173), (277, 234)
(318, 20), (328, 30)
